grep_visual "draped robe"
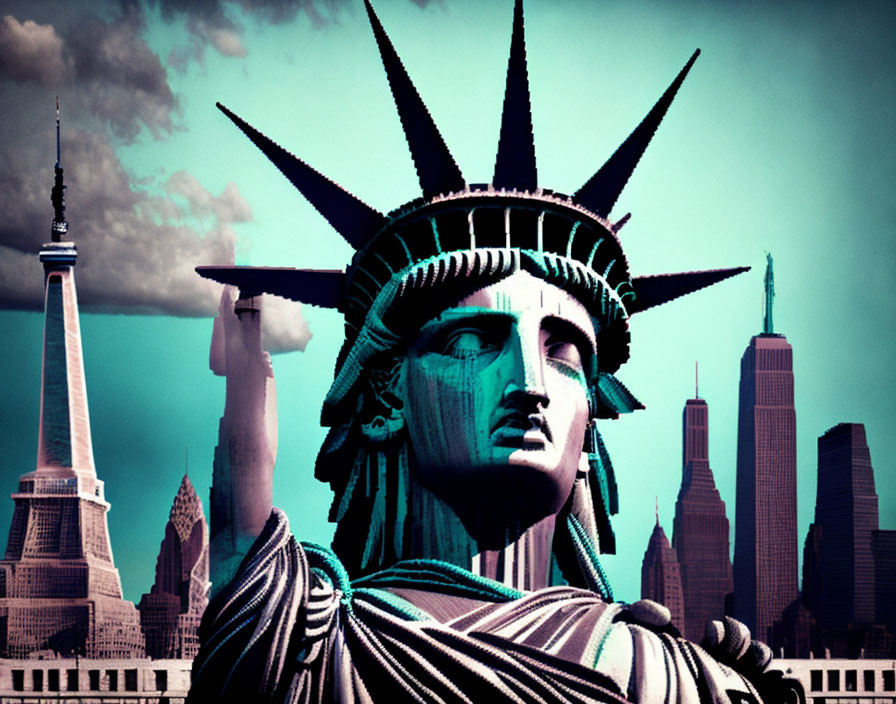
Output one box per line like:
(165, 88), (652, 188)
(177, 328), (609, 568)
(187, 509), (787, 703)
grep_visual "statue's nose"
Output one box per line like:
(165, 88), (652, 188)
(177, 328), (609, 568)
(501, 327), (548, 407)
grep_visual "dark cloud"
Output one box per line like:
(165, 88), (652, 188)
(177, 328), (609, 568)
(0, 1), (355, 353)
(0, 9), (176, 142)
(154, 0), (349, 68)
(0, 15), (65, 84)
(0, 127), (309, 352)
(68, 9), (177, 140)
(205, 25), (248, 56)
(259, 293), (312, 353)
(0, 129), (234, 316)
(153, 0), (437, 70)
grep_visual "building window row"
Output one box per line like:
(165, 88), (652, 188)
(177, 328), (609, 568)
(810, 668), (896, 693)
(11, 666), (147, 692)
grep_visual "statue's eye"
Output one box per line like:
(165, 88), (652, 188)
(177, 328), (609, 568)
(442, 329), (495, 358)
(546, 339), (584, 374)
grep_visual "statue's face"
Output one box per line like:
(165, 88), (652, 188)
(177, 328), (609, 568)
(400, 270), (595, 530)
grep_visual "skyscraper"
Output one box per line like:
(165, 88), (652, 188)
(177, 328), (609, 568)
(803, 423), (878, 628)
(672, 381), (733, 642)
(0, 108), (144, 658)
(641, 515), (685, 632)
(138, 473), (209, 659)
(733, 254), (798, 644)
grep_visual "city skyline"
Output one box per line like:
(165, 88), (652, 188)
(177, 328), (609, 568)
(0, 0), (893, 605)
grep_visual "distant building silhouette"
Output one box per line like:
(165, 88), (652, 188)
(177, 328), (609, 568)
(733, 255), (798, 644)
(0, 112), (144, 658)
(803, 423), (878, 629)
(138, 474), (209, 659)
(797, 424), (896, 658)
(641, 517), (685, 632)
(672, 389), (733, 641)
(872, 530), (896, 632)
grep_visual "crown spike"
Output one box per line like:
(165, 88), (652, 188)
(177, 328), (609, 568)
(216, 102), (385, 250)
(196, 266), (346, 309)
(363, 0), (465, 199)
(573, 49), (700, 217)
(493, 0), (537, 191)
(627, 265), (748, 315)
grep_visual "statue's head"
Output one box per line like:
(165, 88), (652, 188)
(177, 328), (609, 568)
(198, 0), (747, 589)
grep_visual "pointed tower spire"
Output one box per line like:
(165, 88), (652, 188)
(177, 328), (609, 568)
(216, 102), (386, 250)
(695, 361), (699, 399)
(493, 0), (537, 191)
(364, 0), (465, 199)
(574, 50), (700, 217)
(55, 97), (61, 164)
(0, 110), (146, 658)
(50, 97), (68, 242)
(763, 252), (775, 334)
(138, 473), (209, 659)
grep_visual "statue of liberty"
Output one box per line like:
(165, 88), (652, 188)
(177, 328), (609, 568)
(188, 2), (803, 702)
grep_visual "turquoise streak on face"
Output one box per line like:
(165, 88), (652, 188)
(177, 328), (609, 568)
(400, 271), (596, 530)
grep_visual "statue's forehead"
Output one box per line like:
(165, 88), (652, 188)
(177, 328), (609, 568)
(437, 271), (597, 346)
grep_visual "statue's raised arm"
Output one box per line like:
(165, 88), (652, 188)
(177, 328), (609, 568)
(207, 289), (277, 593)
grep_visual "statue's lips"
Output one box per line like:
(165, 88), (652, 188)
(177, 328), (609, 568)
(491, 413), (552, 448)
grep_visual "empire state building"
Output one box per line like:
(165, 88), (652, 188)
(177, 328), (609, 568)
(733, 255), (798, 644)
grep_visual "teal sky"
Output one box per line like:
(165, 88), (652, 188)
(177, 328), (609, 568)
(0, 0), (894, 604)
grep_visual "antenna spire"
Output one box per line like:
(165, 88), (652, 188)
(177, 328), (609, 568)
(655, 496), (659, 526)
(185, 444), (189, 478)
(55, 97), (61, 167)
(763, 252), (775, 334)
(695, 361), (699, 399)
(50, 97), (68, 242)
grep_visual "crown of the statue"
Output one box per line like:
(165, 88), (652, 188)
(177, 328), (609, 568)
(198, 0), (746, 383)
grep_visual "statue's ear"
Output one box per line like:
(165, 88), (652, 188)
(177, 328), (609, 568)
(360, 365), (406, 444)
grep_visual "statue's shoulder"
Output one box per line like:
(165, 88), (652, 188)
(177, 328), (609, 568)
(189, 507), (307, 702)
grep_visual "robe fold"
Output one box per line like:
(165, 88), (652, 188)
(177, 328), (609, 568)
(189, 509), (772, 703)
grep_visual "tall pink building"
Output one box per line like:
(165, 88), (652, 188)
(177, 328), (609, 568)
(138, 474), (209, 659)
(733, 255), (797, 644)
(0, 117), (144, 658)
(672, 392), (733, 641)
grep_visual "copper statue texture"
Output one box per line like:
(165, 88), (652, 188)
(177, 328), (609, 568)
(188, 2), (802, 702)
